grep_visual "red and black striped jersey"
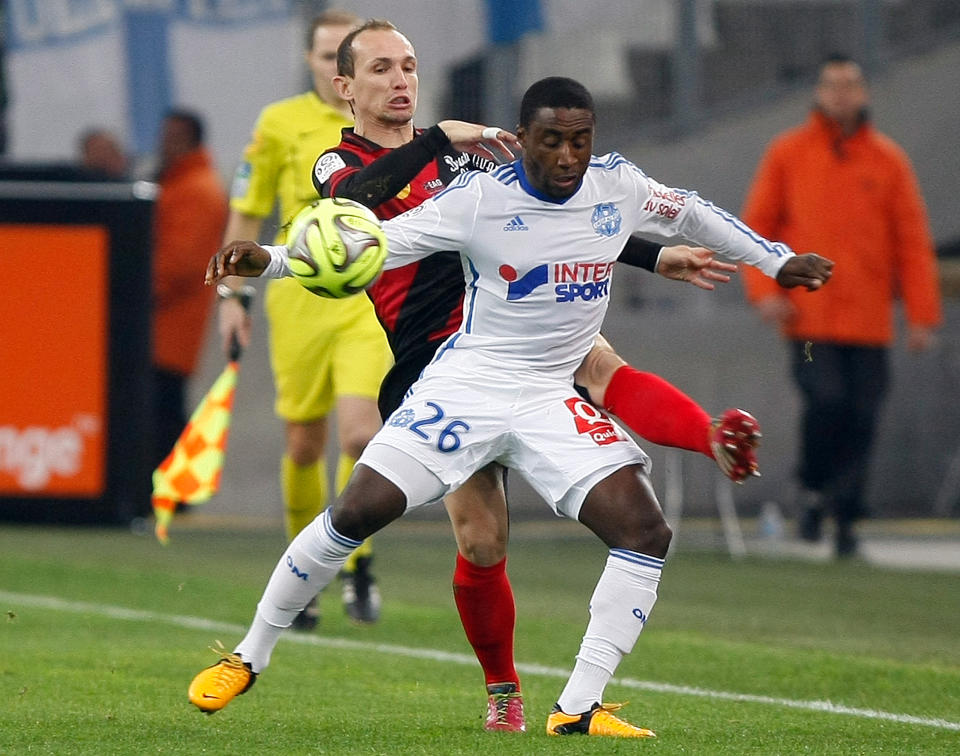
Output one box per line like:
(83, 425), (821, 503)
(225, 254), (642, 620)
(314, 125), (498, 416)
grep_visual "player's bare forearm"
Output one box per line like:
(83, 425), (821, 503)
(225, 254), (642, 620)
(776, 253), (834, 290)
(205, 241), (271, 284)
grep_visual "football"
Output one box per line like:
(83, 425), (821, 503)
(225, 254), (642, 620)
(285, 197), (388, 298)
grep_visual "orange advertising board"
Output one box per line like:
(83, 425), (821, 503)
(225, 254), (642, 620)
(0, 224), (108, 497)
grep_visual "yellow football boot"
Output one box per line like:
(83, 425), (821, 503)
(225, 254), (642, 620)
(188, 652), (256, 714)
(546, 702), (656, 738)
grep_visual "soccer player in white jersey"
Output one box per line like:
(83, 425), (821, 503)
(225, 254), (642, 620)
(195, 77), (832, 737)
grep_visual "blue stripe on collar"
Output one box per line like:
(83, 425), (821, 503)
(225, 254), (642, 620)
(514, 160), (581, 205)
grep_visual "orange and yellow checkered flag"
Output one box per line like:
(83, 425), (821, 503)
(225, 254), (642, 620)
(151, 360), (239, 543)
(151, 284), (255, 544)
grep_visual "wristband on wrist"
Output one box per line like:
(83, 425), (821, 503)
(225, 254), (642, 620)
(217, 283), (257, 312)
(217, 283), (239, 300)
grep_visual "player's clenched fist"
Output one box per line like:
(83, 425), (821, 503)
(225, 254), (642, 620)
(775, 253), (834, 290)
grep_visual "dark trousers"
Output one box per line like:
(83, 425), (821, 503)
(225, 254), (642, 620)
(790, 341), (889, 524)
(153, 367), (187, 469)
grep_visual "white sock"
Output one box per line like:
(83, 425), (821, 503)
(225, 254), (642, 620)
(556, 549), (663, 714)
(233, 610), (283, 674)
(234, 509), (361, 672)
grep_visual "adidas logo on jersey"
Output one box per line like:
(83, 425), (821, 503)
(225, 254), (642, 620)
(503, 215), (529, 231)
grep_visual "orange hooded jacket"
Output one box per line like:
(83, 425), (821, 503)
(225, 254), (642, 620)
(152, 147), (228, 375)
(741, 111), (941, 346)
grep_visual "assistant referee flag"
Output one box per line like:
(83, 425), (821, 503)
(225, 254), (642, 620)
(151, 360), (238, 544)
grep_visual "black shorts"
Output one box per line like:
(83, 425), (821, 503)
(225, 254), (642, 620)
(377, 338), (446, 420)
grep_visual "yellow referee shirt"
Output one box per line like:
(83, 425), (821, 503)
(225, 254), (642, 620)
(231, 90), (390, 420)
(230, 90), (351, 241)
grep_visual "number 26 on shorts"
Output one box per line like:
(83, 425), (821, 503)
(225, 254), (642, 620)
(402, 401), (470, 452)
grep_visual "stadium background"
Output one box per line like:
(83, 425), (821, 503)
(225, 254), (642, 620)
(2, 0), (959, 527)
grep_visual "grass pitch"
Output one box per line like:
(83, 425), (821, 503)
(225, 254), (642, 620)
(1, 518), (958, 754)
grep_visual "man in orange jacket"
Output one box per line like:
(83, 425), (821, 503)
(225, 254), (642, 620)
(741, 54), (942, 556)
(152, 109), (228, 466)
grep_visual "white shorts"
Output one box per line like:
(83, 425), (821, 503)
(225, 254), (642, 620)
(357, 369), (650, 520)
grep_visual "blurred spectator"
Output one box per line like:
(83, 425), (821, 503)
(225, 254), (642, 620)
(77, 128), (129, 179)
(152, 109), (228, 466)
(742, 54), (942, 557)
(0, 6), (6, 157)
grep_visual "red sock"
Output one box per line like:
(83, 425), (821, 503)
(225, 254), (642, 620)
(602, 365), (713, 457)
(452, 553), (519, 689)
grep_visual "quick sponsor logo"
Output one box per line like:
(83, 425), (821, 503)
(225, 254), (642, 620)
(564, 397), (627, 446)
(500, 261), (614, 302)
(641, 185), (686, 220)
(554, 261), (613, 302)
(443, 153), (496, 175)
(0, 422), (90, 489)
(500, 264), (549, 300)
(443, 153), (472, 173)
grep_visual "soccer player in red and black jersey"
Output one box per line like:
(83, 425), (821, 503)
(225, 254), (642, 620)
(314, 122), (500, 419)
(313, 20), (759, 732)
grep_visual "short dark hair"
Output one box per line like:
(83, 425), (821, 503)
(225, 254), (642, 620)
(305, 9), (361, 50)
(822, 52), (856, 67)
(336, 19), (400, 78)
(519, 77), (595, 128)
(77, 128), (118, 153)
(164, 109), (205, 147)
(817, 53), (866, 86)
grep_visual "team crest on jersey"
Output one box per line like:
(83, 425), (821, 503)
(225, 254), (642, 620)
(388, 408), (415, 428)
(564, 397), (627, 446)
(314, 153), (346, 186)
(591, 202), (622, 237)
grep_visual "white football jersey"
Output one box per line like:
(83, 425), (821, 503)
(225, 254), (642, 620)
(379, 153), (793, 378)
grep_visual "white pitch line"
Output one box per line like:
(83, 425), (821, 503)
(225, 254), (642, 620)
(3, 590), (959, 733)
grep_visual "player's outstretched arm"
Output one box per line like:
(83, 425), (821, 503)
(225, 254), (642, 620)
(438, 120), (520, 163)
(774, 253), (834, 290)
(657, 245), (737, 290)
(205, 241), (271, 285)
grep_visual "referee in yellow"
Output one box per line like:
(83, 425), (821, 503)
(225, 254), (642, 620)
(217, 10), (390, 628)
